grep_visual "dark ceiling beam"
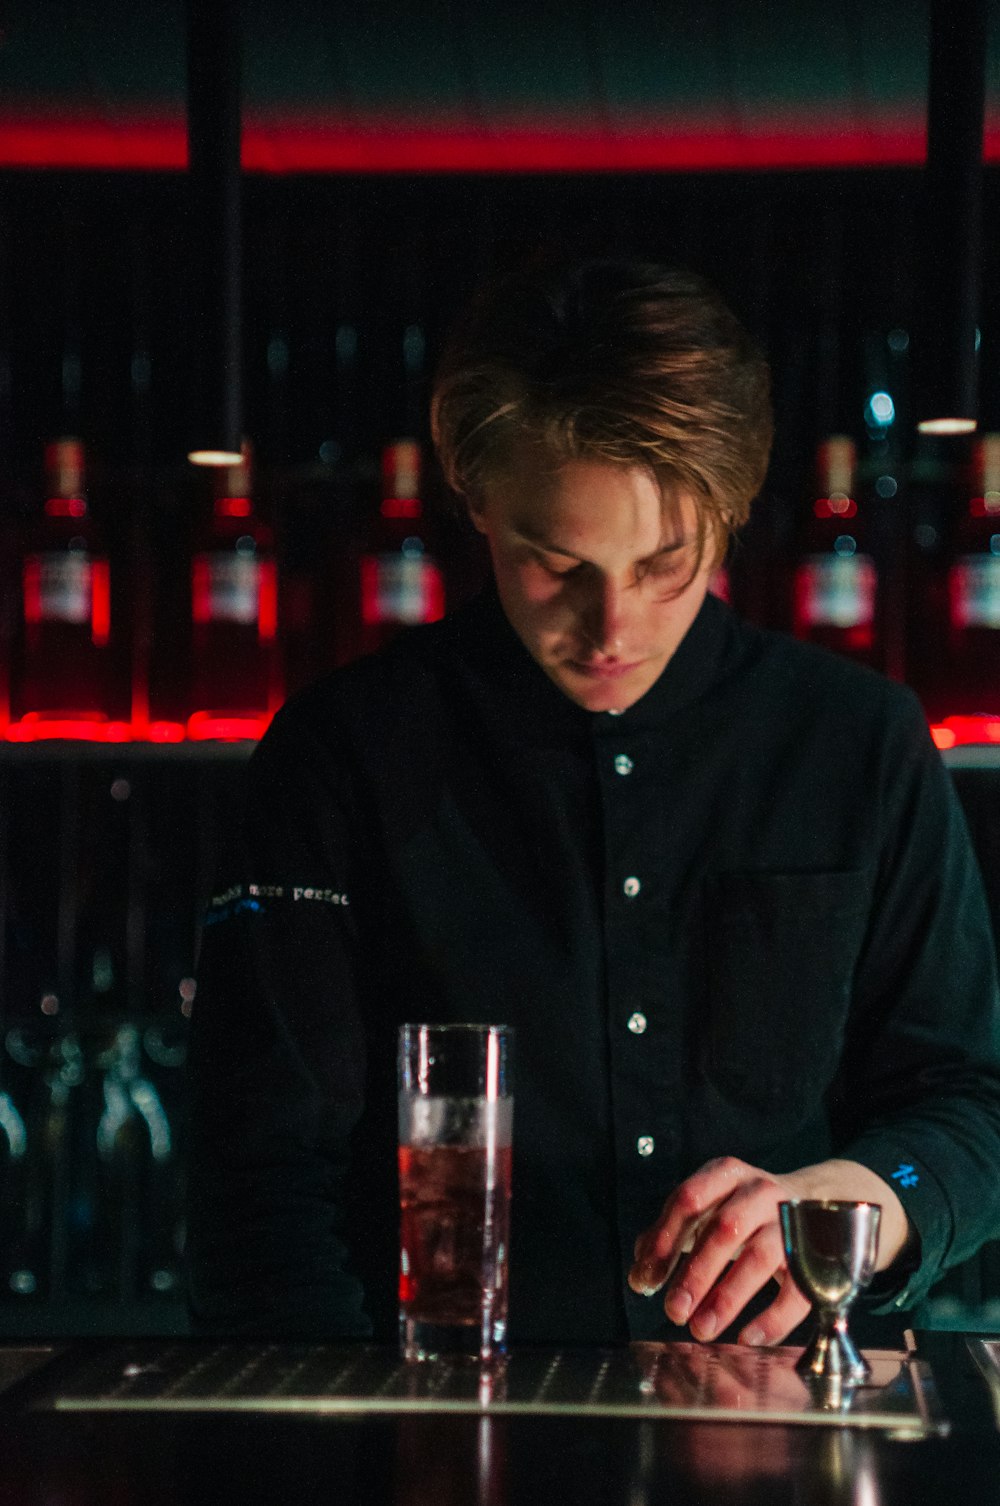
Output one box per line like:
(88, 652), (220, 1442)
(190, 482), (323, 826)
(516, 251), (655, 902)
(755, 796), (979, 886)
(186, 0), (243, 464)
(915, 0), (987, 433)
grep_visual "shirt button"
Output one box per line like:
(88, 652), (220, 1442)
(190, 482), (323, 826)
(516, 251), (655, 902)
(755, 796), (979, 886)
(627, 1011), (647, 1035)
(637, 1136), (655, 1157)
(623, 876), (641, 898)
(614, 754), (634, 776)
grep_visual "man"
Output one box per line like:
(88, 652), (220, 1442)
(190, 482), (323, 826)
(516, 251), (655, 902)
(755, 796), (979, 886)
(187, 257), (1000, 1347)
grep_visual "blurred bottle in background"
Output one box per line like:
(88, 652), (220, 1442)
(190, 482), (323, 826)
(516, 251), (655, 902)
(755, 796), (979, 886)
(188, 442), (281, 739)
(276, 446), (357, 694)
(944, 433), (1000, 718)
(12, 439), (121, 738)
(358, 440), (445, 657)
(792, 436), (879, 666)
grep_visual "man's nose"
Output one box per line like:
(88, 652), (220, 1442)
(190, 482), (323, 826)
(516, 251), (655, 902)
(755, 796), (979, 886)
(581, 578), (630, 653)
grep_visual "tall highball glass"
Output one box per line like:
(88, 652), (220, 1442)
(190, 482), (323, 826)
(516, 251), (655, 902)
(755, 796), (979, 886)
(397, 1023), (513, 1363)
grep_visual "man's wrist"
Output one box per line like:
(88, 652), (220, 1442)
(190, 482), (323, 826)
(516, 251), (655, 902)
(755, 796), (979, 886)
(787, 1158), (911, 1272)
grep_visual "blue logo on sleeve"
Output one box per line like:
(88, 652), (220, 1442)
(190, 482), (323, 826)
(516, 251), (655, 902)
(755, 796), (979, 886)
(202, 897), (263, 927)
(891, 1162), (919, 1189)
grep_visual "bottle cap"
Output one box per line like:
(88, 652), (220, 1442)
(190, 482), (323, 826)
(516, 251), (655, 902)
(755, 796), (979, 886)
(974, 433), (1000, 495)
(816, 436), (856, 498)
(382, 439), (421, 500)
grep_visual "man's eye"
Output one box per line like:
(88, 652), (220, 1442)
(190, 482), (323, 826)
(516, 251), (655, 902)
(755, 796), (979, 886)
(646, 552), (691, 580)
(539, 558), (582, 578)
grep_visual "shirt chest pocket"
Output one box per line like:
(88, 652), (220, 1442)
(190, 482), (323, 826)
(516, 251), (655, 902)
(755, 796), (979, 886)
(702, 870), (871, 1110)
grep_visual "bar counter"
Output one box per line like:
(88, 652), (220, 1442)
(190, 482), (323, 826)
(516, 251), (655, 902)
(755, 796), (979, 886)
(1, 1333), (998, 1504)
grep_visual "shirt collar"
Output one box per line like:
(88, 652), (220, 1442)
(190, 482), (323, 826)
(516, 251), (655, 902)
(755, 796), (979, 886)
(594, 590), (736, 733)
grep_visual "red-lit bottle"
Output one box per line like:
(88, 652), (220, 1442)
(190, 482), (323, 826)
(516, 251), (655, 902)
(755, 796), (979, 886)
(359, 440), (445, 656)
(13, 438), (118, 738)
(188, 445), (281, 740)
(944, 434), (1000, 720)
(792, 436), (878, 664)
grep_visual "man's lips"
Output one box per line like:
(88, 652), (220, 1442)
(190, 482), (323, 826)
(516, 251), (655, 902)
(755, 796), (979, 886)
(565, 658), (644, 680)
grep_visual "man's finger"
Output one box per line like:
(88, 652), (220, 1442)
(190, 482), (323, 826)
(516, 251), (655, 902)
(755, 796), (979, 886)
(630, 1157), (754, 1291)
(684, 1222), (785, 1341)
(737, 1273), (811, 1348)
(628, 1226), (695, 1296)
(668, 1193), (776, 1334)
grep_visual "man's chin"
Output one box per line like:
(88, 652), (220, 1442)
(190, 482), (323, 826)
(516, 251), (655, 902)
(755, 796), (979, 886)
(545, 659), (660, 712)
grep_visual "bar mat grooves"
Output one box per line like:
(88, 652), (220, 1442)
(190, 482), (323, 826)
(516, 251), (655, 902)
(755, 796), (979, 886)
(41, 1341), (947, 1434)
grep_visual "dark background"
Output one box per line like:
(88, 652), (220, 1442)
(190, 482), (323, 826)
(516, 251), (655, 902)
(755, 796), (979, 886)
(3, 0), (1000, 1338)
(0, 164), (988, 489)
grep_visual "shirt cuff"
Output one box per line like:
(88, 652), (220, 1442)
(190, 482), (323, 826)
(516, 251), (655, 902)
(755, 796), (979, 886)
(835, 1134), (953, 1313)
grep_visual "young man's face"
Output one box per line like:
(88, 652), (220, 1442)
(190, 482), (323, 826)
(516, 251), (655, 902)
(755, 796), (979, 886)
(470, 451), (716, 713)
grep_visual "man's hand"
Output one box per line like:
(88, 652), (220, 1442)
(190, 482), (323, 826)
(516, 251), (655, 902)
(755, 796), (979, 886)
(627, 1156), (911, 1347)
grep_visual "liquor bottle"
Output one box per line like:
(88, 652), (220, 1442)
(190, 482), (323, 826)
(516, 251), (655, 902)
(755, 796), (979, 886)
(792, 436), (878, 664)
(13, 438), (118, 738)
(943, 434), (1000, 721)
(188, 443), (281, 740)
(358, 439), (445, 657)
(277, 455), (353, 694)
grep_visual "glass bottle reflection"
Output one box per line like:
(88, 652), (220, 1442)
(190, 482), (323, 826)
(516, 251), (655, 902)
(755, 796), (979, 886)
(74, 1023), (173, 1299)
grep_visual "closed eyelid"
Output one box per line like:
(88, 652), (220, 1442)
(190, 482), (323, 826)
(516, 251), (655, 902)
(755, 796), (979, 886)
(527, 546), (587, 575)
(640, 544), (696, 574)
(529, 541), (690, 566)
(521, 535), (697, 582)
(522, 538), (584, 562)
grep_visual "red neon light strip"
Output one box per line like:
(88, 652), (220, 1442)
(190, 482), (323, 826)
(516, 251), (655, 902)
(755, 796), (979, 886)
(146, 720), (187, 743)
(186, 710), (273, 741)
(930, 715), (1000, 750)
(7, 705), (993, 752)
(5, 715), (129, 742)
(6, 108), (1000, 173)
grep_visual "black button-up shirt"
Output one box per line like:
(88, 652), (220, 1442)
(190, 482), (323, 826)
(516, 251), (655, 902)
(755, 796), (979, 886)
(187, 587), (1000, 1344)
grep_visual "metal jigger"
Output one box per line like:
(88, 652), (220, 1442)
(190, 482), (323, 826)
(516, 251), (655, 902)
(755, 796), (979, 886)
(778, 1199), (881, 1384)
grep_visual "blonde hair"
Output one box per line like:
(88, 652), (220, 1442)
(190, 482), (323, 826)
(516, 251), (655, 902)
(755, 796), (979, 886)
(431, 257), (774, 570)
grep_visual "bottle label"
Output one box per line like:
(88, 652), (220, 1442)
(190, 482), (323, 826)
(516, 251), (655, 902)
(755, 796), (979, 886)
(193, 552), (261, 626)
(23, 553), (92, 625)
(795, 554), (876, 629)
(950, 555), (1000, 629)
(361, 555), (445, 625)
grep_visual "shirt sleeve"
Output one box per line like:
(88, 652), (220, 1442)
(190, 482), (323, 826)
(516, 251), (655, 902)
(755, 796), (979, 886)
(185, 702), (372, 1338)
(833, 690), (1000, 1313)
